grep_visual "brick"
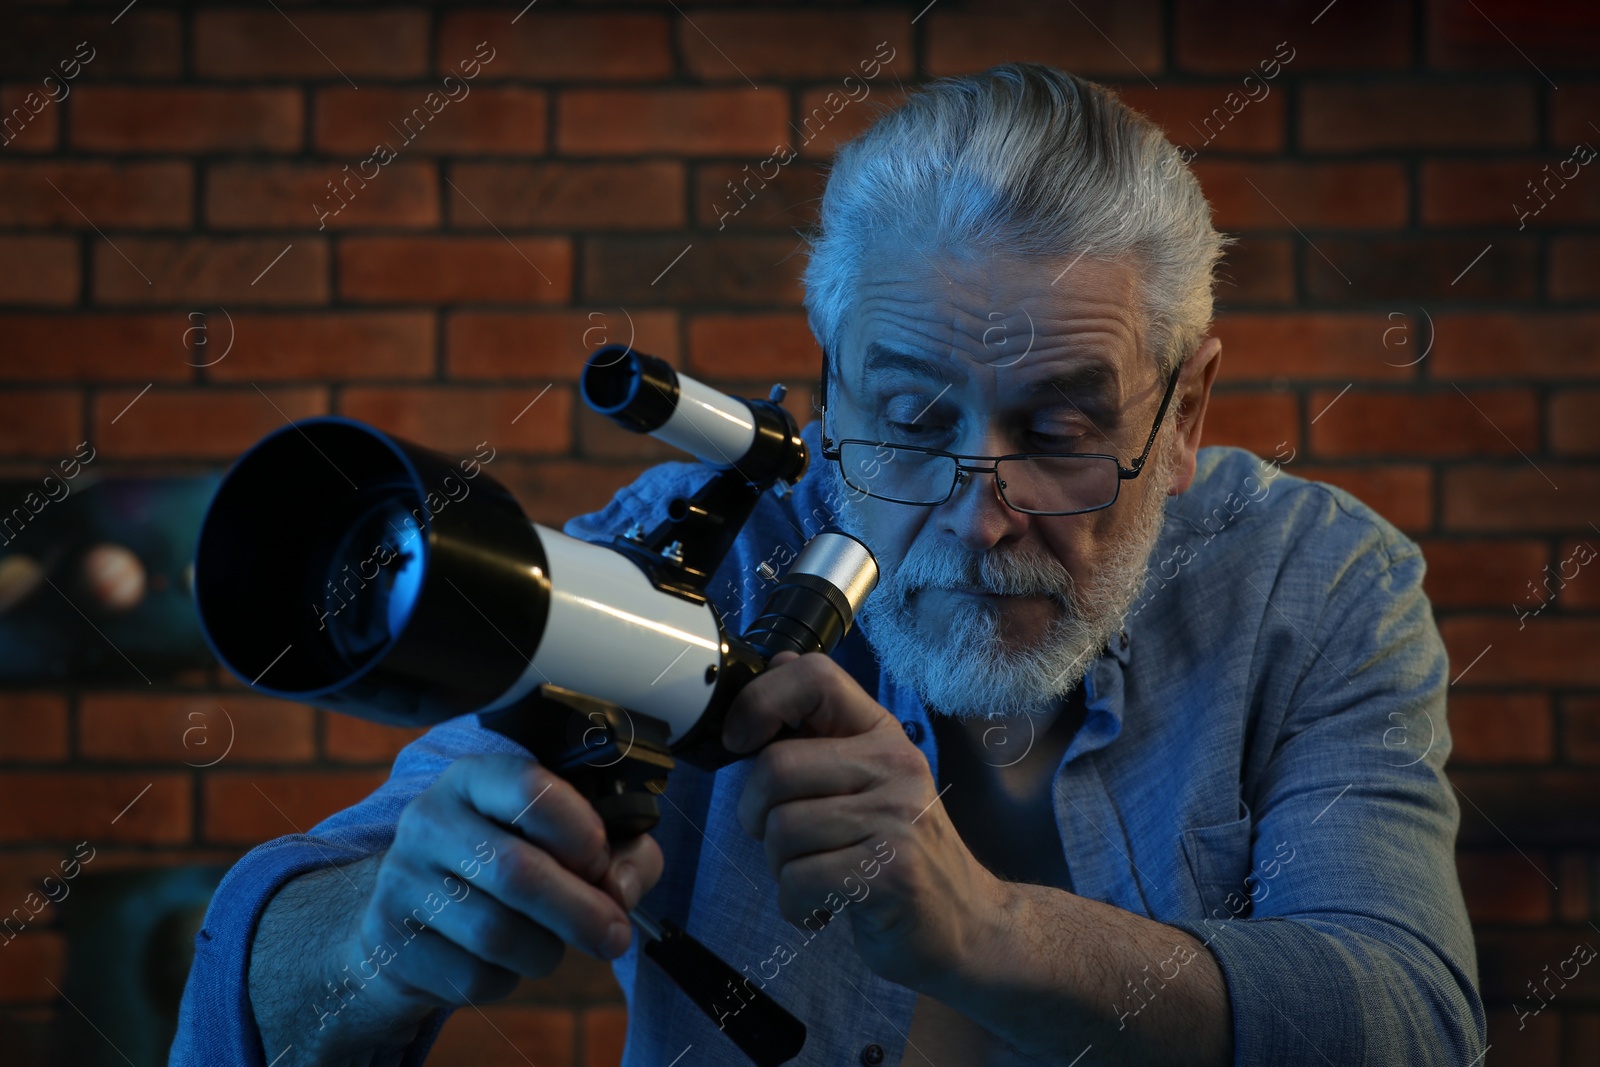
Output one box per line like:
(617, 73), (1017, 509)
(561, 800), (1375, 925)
(448, 162), (683, 230)
(1429, 0), (1600, 71)
(927, 2), (1162, 78)
(0, 13), (181, 80)
(687, 313), (820, 381)
(0, 161), (191, 229)
(1551, 390), (1600, 455)
(1192, 161), (1408, 230)
(1439, 617), (1600, 687)
(1178, 0), (1410, 72)
(340, 237), (571, 304)
(0, 774), (189, 844)
(1457, 851), (1553, 923)
(207, 162), (438, 231)
(1305, 238), (1538, 302)
(204, 312), (435, 383)
(0, 314), (202, 383)
(1423, 160), (1600, 228)
(1195, 391), (1299, 458)
(91, 387), (327, 460)
(202, 772), (386, 844)
(337, 386), (573, 456)
(322, 714), (427, 764)
(1451, 769), (1600, 847)
(0, 87), (58, 152)
(582, 1005), (627, 1067)
(1567, 1014), (1600, 1067)
(447, 310), (679, 381)
(795, 87), (909, 160)
(430, 1005), (575, 1064)
(1444, 466), (1600, 532)
(557, 90), (789, 156)
(437, 12), (671, 81)
(79, 693), (315, 764)
(0, 390), (80, 459)
(194, 10), (429, 80)
(0, 935), (63, 1003)
(1309, 388), (1538, 459)
(1300, 81), (1536, 151)
(1568, 696), (1600, 764)
(1299, 464), (1433, 533)
(695, 162), (824, 232)
(1116, 85), (1285, 156)
(1213, 238), (1295, 306)
(1555, 537), (1600, 610)
(71, 87), (301, 152)
(1432, 315), (1600, 380)
(1558, 851), (1592, 925)
(1476, 929), (1600, 998)
(93, 237), (330, 307)
(680, 12), (911, 81)
(1551, 83), (1600, 143)
(0, 693), (67, 762)
(1551, 237), (1600, 300)
(493, 460), (649, 528)
(581, 236), (802, 305)
(1446, 692), (1552, 763)
(1213, 314), (1415, 383)
(0, 236), (77, 306)
(1418, 538), (1548, 608)
(313, 88), (547, 156)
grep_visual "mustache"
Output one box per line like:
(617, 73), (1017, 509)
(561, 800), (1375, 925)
(887, 539), (1076, 604)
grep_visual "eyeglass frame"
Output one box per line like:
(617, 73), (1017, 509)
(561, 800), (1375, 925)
(817, 353), (1185, 516)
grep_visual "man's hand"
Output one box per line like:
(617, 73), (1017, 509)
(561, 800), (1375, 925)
(357, 753), (664, 1008)
(721, 651), (1010, 992)
(249, 753), (664, 1064)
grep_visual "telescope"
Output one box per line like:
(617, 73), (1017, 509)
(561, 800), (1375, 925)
(192, 346), (878, 1067)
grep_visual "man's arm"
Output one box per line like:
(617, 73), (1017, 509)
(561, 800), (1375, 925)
(723, 654), (1230, 1067)
(248, 855), (435, 1066)
(926, 881), (1232, 1064)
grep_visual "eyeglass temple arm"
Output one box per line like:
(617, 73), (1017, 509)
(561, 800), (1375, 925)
(1121, 361), (1184, 478)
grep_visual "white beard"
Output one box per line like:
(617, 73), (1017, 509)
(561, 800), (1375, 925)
(827, 434), (1179, 722)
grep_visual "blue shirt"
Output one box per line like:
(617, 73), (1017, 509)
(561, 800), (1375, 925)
(172, 421), (1487, 1066)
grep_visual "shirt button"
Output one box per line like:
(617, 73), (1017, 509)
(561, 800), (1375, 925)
(902, 720), (923, 744)
(860, 1043), (885, 1065)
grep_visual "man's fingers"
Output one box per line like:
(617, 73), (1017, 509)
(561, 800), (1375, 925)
(398, 881), (567, 979)
(722, 653), (888, 752)
(380, 926), (523, 1007)
(446, 754), (611, 883)
(602, 832), (664, 912)
(467, 823), (634, 960)
(736, 737), (875, 838)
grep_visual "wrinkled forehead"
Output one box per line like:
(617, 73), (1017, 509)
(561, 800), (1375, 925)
(833, 239), (1148, 401)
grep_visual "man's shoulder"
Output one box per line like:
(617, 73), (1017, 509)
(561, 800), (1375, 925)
(1167, 444), (1422, 574)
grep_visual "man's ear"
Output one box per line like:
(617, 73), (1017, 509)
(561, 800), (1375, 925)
(1166, 335), (1222, 496)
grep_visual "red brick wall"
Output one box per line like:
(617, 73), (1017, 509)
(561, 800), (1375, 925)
(1, 1), (1597, 1063)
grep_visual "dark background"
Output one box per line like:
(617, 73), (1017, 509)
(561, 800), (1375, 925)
(0, 0), (1597, 1063)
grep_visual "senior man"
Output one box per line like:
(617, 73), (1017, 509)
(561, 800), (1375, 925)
(173, 64), (1485, 1066)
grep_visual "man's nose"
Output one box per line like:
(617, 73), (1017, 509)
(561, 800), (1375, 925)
(937, 459), (1031, 553)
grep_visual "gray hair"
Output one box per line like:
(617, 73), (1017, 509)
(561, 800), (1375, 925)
(802, 63), (1230, 381)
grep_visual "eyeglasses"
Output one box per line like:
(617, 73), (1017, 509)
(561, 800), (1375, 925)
(820, 360), (1182, 517)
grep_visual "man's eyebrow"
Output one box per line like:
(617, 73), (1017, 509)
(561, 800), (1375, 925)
(861, 342), (962, 385)
(1025, 363), (1117, 403)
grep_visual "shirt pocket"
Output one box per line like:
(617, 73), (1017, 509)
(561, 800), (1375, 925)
(1180, 803), (1255, 921)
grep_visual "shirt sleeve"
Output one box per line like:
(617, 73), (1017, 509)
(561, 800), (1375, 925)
(170, 463), (705, 1065)
(1168, 502), (1488, 1066)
